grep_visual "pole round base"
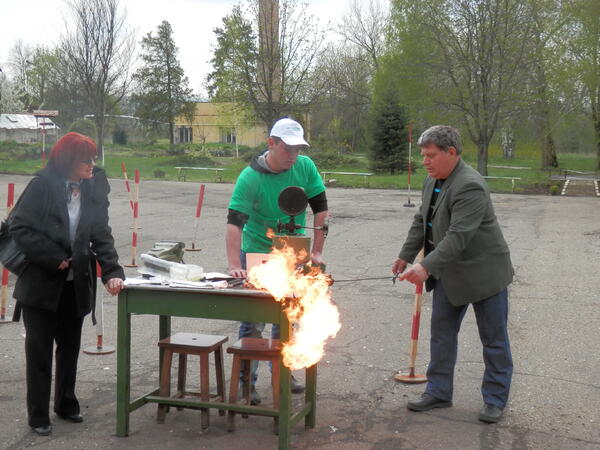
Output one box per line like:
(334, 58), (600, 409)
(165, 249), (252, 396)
(123, 264), (138, 268)
(403, 202), (416, 208)
(83, 344), (115, 355)
(185, 247), (202, 252)
(394, 372), (427, 384)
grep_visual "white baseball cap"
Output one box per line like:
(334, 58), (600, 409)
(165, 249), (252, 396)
(270, 118), (309, 146)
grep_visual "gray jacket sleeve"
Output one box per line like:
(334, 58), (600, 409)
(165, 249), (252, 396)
(398, 205), (425, 263)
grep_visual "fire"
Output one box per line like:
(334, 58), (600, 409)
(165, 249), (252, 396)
(247, 245), (341, 370)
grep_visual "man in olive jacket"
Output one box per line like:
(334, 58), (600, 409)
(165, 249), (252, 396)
(392, 125), (513, 424)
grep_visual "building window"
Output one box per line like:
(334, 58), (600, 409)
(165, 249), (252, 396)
(179, 126), (193, 143)
(220, 127), (236, 144)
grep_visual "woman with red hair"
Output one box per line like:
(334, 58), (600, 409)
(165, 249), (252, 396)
(9, 132), (125, 436)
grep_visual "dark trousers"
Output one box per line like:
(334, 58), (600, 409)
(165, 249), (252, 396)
(22, 282), (84, 427)
(425, 279), (513, 409)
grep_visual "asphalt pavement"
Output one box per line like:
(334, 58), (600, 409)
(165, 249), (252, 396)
(0, 173), (598, 449)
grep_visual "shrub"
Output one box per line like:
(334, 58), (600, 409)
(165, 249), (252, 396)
(154, 169), (166, 178)
(171, 154), (217, 167)
(113, 128), (128, 145)
(0, 141), (41, 160)
(69, 119), (98, 139)
(309, 151), (363, 169)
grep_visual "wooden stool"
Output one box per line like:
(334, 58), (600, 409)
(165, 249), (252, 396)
(227, 338), (281, 433)
(157, 332), (228, 429)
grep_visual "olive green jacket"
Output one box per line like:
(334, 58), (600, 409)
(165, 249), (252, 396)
(399, 159), (513, 306)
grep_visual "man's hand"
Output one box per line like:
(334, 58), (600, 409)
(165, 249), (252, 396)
(58, 259), (71, 270)
(399, 263), (429, 285)
(392, 258), (408, 275)
(104, 278), (124, 296)
(228, 267), (247, 279)
(311, 251), (325, 266)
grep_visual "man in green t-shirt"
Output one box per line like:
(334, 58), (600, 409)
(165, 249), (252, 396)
(226, 117), (328, 403)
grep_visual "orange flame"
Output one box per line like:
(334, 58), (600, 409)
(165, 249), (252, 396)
(247, 246), (341, 370)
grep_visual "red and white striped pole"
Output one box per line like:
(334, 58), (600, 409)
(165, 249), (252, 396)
(1, 183), (15, 323)
(124, 169), (140, 268)
(83, 262), (115, 355)
(186, 184), (205, 252)
(121, 161), (134, 211)
(395, 250), (427, 383)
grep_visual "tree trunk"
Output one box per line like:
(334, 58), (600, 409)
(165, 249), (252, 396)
(539, 94), (558, 169)
(477, 141), (489, 176)
(501, 127), (514, 159)
(596, 120), (600, 170)
(541, 132), (558, 169)
(169, 122), (175, 145)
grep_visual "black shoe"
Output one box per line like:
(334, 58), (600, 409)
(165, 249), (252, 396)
(31, 425), (52, 436)
(478, 404), (503, 423)
(56, 412), (83, 423)
(407, 393), (452, 412)
(290, 375), (305, 394)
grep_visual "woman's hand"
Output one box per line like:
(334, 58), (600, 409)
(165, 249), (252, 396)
(58, 259), (71, 270)
(104, 278), (124, 296)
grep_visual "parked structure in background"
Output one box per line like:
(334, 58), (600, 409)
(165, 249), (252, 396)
(0, 114), (59, 144)
(175, 102), (264, 147)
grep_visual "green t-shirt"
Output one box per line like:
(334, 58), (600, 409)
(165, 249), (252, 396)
(229, 155), (325, 253)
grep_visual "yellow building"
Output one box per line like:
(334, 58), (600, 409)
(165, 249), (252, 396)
(174, 102), (268, 147)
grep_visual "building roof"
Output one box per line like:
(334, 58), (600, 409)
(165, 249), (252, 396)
(0, 114), (59, 130)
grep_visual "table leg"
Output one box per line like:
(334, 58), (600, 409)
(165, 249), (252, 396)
(116, 293), (131, 437)
(214, 347), (226, 416)
(158, 316), (171, 413)
(157, 349), (173, 424)
(200, 352), (210, 429)
(278, 312), (292, 449)
(305, 364), (317, 428)
(158, 315), (171, 374)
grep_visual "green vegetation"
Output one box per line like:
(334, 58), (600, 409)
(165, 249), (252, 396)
(1, 141), (596, 194)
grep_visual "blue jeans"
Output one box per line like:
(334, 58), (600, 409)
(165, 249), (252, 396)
(425, 279), (513, 408)
(238, 250), (279, 385)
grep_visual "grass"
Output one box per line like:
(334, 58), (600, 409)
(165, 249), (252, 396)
(1, 143), (597, 194)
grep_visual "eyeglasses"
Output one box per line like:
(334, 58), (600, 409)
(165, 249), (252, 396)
(80, 158), (97, 165)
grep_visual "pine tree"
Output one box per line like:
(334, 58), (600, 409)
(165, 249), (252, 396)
(369, 88), (408, 175)
(132, 21), (194, 144)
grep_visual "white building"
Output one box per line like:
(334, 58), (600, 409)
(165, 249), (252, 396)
(0, 114), (59, 143)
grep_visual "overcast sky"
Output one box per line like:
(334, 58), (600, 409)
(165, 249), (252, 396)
(0, 0), (343, 96)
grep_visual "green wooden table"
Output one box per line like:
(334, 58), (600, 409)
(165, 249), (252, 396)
(116, 285), (317, 449)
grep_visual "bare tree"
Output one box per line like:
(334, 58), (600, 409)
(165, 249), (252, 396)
(391, 0), (536, 175)
(529, 0), (571, 169)
(0, 70), (26, 113)
(564, 0), (600, 169)
(8, 40), (34, 110)
(59, 0), (135, 159)
(308, 0), (389, 151)
(207, 0), (325, 128)
(336, 0), (389, 71)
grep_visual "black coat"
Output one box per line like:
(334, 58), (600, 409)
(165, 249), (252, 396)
(9, 166), (125, 317)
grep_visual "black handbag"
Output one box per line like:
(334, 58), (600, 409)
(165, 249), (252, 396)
(0, 217), (27, 276)
(0, 177), (43, 276)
